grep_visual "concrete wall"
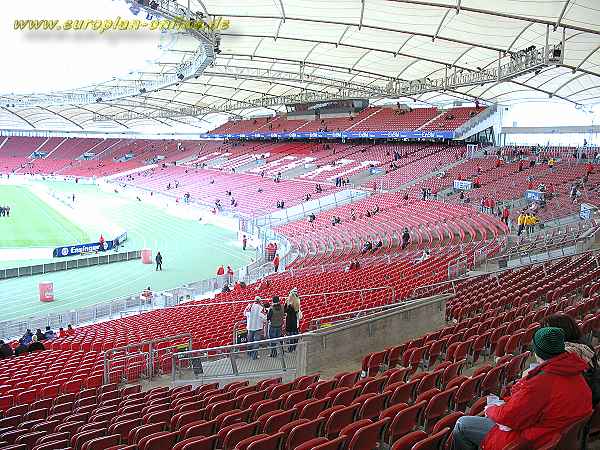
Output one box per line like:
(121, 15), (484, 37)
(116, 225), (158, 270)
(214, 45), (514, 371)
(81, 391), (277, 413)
(297, 295), (448, 375)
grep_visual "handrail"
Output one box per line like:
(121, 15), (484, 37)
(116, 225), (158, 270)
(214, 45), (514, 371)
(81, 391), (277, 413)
(412, 246), (600, 299)
(103, 333), (192, 383)
(308, 297), (421, 329)
(175, 285), (396, 310)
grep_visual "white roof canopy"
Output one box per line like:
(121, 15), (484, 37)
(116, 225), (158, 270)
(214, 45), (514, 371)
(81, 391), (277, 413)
(1, 0), (599, 131)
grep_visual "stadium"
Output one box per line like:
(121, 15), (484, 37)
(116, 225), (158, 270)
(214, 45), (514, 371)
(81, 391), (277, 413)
(0, 0), (599, 448)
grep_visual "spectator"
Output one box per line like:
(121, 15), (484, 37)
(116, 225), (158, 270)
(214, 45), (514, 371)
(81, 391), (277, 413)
(273, 254), (280, 273)
(361, 241), (372, 254)
(285, 288), (301, 352)
(14, 339), (28, 357)
(28, 335), (46, 353)
(267, 296), (285, 357)
(501, 207), (510, 225)
(0, 340), (13, 358)
(58, 327), (67, 338)
(541, 313), (595, 366)
(244, 297), (267, 360)
(401, 228), (410, 250)
(155, 251), (163, 271)
(452, 327), (592, 450)
(416, 249), (430, 262)
(517, 212), (525, 236)
(242, 235), (247, 251)
(216, 265), (225, 277)
(35, 328), (45, 342)
(44, 326), (55, 340)
(226, 265), (234, 284)
(67, 324), (75, 336)
(21, 329), (33, 345)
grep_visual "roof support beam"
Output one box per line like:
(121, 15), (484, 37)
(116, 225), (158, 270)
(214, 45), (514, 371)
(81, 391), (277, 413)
(274, 19), (283, 41)
(452, 46), (473, 66)
(396, 59), (420, 78)
(212, 13), (509, 53)
(552, 72), (585, 96)
(36, 106), (84, 130)
(251, 38), (264, 60)
(303, 42), (320, 63)
(359, 0), (366, 30)
(278, 0), (286, 22)
(506, 22), (534, 53)
(194, 0), (209, 17)
(386, 0), (600, 36)
(555, 0), (570, 31)
(433, 9), (450, 42)
(220, 33), (475, 73)
(395, 36), (412, 57)
(351, 50), (371, 71)
(0, 107), (36, 128)
(337, 25), (351, 47)
(574, 44), (600, 72)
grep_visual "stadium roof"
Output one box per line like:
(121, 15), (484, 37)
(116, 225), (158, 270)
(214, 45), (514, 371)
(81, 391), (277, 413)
(2, 0), (600, 132)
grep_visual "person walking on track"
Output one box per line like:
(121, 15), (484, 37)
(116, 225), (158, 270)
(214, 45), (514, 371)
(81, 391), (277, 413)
(155, 251), (163, 271)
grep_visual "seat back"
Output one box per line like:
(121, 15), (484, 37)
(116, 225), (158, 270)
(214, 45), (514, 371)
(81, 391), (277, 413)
(347, 418), (389, 450)
(388, 400), (427, 443)
(286, 418), (324, 450)
(556, 415), (591, 450)
(412, 427), (450, 450)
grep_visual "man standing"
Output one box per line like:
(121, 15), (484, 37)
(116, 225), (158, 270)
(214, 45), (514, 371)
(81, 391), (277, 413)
(401, 228), (410, 250)
(242, 235), (247, 251)
(245, 297), (267, 360)
(155, 251), (163, 271)
(273, 254), (280, 273)
(267, 296), (285, 357)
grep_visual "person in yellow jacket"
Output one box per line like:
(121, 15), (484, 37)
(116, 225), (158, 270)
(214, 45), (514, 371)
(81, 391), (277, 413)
(517, 212), (526, 236)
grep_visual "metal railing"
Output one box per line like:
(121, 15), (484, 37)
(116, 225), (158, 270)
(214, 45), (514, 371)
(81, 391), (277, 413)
(103, 333), (192, 384)
(0, 250), (141, 280)
(229, 285), (397, 344)
(171, 335), (306, 385)
(308, 298), (422, 330)
(412, 247), (600, 300)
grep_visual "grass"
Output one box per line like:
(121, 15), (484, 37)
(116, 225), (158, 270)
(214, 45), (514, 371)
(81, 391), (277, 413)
(0, 185), (89, 247)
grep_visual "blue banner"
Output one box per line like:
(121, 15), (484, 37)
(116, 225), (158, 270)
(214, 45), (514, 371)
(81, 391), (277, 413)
(53, 232), (127, 258)
(199, 130), (455, 140)
(53, 241), (114, 257)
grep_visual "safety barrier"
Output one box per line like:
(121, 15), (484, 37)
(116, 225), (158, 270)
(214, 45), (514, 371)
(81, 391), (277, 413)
(0, 250), (141, 280)
(103, 333), (192, 384)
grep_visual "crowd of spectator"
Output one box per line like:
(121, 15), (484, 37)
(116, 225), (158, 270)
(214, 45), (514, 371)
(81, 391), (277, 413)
(0, 325), (75, 359)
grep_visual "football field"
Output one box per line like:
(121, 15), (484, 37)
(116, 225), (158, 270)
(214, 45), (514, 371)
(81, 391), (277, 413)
(0, 185), (89, 247)
(0, 181), (254, 322)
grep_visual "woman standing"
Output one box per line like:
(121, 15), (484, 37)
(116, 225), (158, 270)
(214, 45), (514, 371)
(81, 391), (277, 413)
(285, 288), (301, 352)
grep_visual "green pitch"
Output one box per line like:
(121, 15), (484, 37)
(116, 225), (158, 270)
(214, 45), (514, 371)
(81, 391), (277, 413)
(0, 181), (254, 322)
(0, 185), (89, 247)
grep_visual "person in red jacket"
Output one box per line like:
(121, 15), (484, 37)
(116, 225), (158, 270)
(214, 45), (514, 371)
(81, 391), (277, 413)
(216, 265), (225, 276)
(273, 254), (280, 273)
(452, 327), (592, 450)
(501, 207), (510, 225)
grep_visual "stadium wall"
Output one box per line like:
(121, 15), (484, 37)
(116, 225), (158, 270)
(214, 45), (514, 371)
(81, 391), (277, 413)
(298, 294), (448, 375)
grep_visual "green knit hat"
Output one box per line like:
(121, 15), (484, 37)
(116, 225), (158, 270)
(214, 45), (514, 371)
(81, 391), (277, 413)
(533, 327), (565, 360)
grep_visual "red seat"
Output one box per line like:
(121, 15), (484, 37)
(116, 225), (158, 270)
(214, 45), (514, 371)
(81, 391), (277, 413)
(324, 403), (360, 438)
(172, 435), (218, 450)
(285, 418), (324, 450)
(138, 431), (178, 450)
(387, 400), (427, 444)
(390, 430), (428, 450)
(295, 436), (346, 450)
(345, 418), (389, 450)
(247, 431), (285, 450)
(81, 434), (121, 450)
(412, 427), (451, 450)
(423, 387), (458, 430)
